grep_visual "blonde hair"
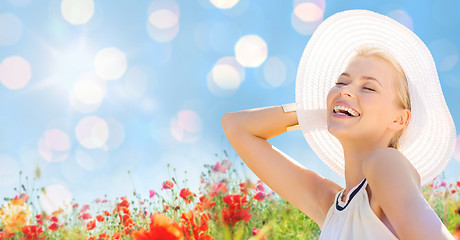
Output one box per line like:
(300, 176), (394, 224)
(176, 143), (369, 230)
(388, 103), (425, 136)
(352, 46), (411, 149)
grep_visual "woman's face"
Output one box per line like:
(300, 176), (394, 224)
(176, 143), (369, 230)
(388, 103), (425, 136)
(326, 56), (404, 146)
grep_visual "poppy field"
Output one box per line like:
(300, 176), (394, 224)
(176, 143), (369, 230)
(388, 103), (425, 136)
(1, 153), (459, 240)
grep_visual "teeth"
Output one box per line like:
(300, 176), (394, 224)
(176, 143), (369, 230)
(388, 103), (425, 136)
(333, 105), (360, 117)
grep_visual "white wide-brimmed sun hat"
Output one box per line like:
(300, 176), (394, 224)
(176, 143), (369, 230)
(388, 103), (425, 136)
(294, 9), (456, 185)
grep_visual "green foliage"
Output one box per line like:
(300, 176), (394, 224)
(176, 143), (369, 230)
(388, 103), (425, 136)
(0, 153), (459, 239)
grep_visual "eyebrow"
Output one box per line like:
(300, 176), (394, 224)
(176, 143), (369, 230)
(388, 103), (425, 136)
(339, 72), (383, 87)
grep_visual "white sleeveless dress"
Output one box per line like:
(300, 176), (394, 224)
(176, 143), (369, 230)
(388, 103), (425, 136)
(319, 178), (399, 240)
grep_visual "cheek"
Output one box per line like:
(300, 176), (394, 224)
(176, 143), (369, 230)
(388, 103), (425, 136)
(362, 97), (394, 120)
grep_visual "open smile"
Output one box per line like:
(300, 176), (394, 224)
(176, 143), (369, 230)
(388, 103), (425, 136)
(332, 103), (361, 118)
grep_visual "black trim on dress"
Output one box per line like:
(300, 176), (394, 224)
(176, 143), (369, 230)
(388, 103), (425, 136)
(335, 178), (367, 211)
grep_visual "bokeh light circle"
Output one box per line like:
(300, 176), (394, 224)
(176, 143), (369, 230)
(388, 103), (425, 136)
(234, 35), (268, 67)
(263, 57), (287, 87)
(147, 0), (180, 42)
(73, 77), (105, 105)
(294, 0), (325, 10)
(70, 72), (106, 113)
(0, 155), (19, 186)
(0, 56), (31, 90)
(0, 13), (23, 45)
(94, 47), (127, 80)
(212, 64), (240, 89)
(207, 57), (245, 97)
(44, 129), (71, 151)
(75, 116), (109, 149)
(170, 110), (202, 143)
(294, 2), (323, 22)
(39, 184), (72, 215)
(388, 10), (413, 31)
(148, 9), (178, 29)
(429, 39), (458, 72)
(291, 0), (325, 35)
(60, 0), (95, 25)
(38, 129), (71, 162)
(209, 0), (239, 9)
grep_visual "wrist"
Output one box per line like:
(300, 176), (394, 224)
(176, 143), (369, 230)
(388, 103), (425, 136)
(281, 103), (300, 131)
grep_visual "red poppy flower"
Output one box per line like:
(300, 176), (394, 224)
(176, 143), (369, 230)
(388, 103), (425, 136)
(195, 196), (215, 212)
(213, 159), (232, 173)
(131, 213), (184, 240)
(457, 181), (460, 188)
(179, 188), (196, 204)
(221, 194), (252, 227)
(117, 197), (130, 209)
(210, 183), (228, 197)
(0, 230), (14, 239)
(221, 207), (251, 227)
(180, 210), (212, 240)
(255, 183), (265, 192)
(36, 214), (44, 225)
(223, 194), (248, 209)
(21, 225), (44, 240)
(13, 193), (29, 202)
(87, 220), (96, 231)
(150, 190), (156, 198)
(50, 216), (58, 223)
(112, 232), (121, 239)
(98, 233), (110, 240)
(49, 222), (59, 231)
(80, 212), (92, 220)
(162, 180), (174, 190)
(254, 192), (266, 201)
(81, 204), (90, 212)
(96, 215), (105, 222)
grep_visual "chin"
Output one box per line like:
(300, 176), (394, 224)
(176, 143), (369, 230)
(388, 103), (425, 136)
(327, 125), (358, 142)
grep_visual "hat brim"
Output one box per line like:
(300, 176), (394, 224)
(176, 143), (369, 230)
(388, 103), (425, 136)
(295, 9), (456, 185)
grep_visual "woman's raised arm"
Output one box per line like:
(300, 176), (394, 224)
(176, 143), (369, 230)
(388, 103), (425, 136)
(222, 105), (341, 227)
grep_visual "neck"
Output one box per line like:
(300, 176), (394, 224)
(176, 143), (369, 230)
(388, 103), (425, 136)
(340, 138), (390, 197)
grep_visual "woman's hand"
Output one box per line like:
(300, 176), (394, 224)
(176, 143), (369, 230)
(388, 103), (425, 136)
(222, 106), (341, 227)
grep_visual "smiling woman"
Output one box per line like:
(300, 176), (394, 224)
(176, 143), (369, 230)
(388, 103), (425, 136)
(222, 9), (456, 240)
(327, 48), (411, 150)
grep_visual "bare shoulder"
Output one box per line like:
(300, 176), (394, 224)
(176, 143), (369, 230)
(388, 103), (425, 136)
(362, 149), (454, 239)
(362, 148), (421, 190)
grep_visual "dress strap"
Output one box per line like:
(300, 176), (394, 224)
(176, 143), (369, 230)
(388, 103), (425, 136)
(335, 178), (367, 211)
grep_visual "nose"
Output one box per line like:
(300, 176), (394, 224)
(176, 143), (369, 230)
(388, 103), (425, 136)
(338, 84), (354, 98)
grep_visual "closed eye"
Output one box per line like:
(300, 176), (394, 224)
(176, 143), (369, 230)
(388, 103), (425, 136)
(335, 82), (346, 86)
(364, 87), (375, 91)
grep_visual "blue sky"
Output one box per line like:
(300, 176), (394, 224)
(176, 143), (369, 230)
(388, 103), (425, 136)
(0, 0), (459, 206)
